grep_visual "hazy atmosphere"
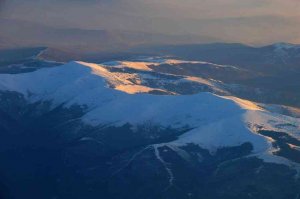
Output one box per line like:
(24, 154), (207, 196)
(1, 1), (300, 199)
(1, 0), (300, 44)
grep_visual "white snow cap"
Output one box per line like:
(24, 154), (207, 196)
(0, 61), (299, 165)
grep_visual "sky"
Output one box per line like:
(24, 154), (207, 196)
(1, 0), (300, 44)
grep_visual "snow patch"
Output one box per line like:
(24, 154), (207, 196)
(0, 60), (300, 166)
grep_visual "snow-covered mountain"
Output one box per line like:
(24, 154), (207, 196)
(0, 60), (300, 199)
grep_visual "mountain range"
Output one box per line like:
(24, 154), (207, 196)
(0, 18), (218, 53)
(0, 50), (300, 198)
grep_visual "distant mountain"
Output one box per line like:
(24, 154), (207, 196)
(0, 47), (62, 74)
(131, 43), (300, 108)
(0, 18), (219, 53)
(135, 42), (300, 73)
(0, 60), (300, 199)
